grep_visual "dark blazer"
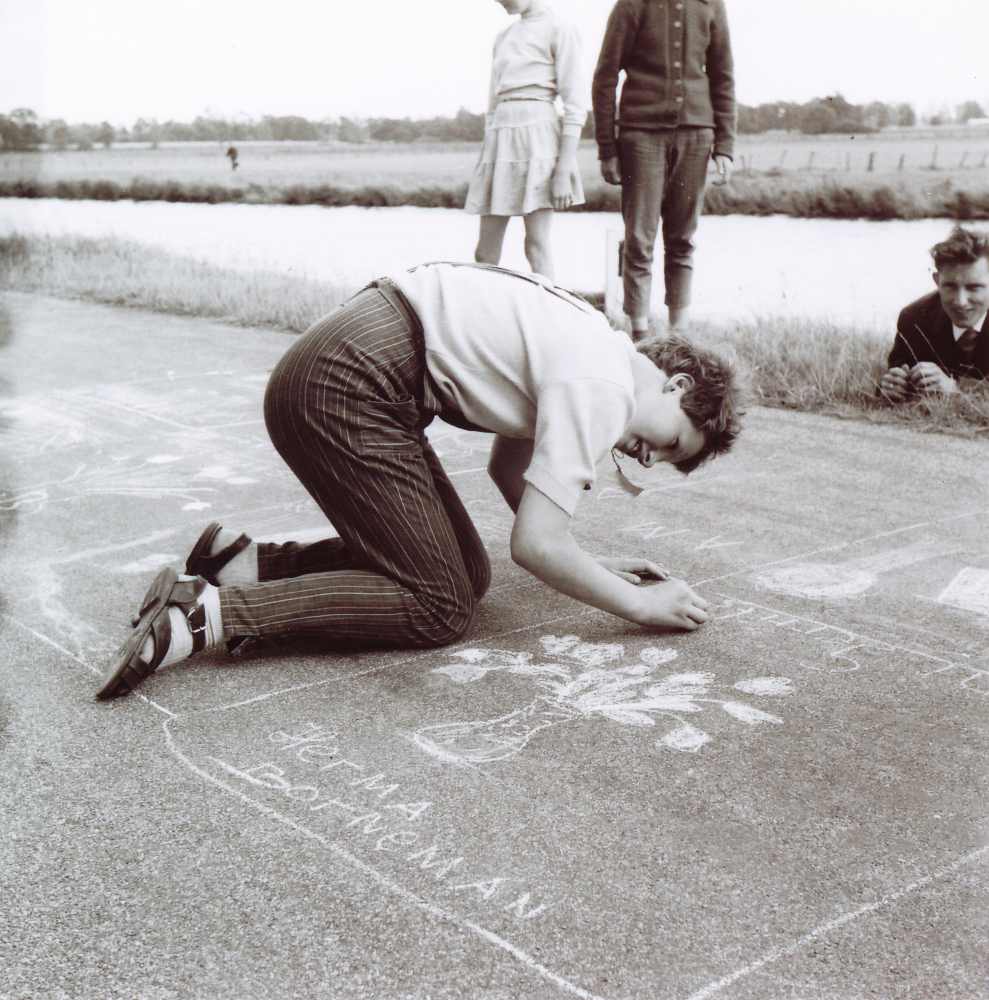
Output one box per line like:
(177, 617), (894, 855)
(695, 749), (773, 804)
(888, 290), (989, 381)
(591, 0), (736, 161)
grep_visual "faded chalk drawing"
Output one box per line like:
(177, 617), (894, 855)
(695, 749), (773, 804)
(752, 564), (875, 599)
(117, 552), (180, 574)
(411, 635), (789, 763)
(937, 567), (989, 617)
(750, 541), (968, 602)
(733, 677), (793, 696)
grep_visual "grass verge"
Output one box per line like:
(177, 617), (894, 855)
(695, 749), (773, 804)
(0, 232), (348, 333)
(2, 233), (986, 435)
(3, 172), (989, 220)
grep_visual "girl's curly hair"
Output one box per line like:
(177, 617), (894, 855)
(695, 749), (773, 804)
(635, 334), (745, 473)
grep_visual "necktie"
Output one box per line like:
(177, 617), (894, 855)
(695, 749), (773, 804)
(957, 327), (978, 360)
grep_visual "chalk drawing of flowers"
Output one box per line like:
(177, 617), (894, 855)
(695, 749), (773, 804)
(410, 635), (791, 763)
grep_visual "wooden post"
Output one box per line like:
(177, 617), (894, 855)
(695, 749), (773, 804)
(898, 153), (905, 171)
(807, 151), (814, 170)
(604, 229), (625, 325)
(867, 152), (875, 172)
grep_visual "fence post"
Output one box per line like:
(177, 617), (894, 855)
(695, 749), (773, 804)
(898, 153), (905, 171)
(867, 152), (875, 172)
(604, 229), (625, 325)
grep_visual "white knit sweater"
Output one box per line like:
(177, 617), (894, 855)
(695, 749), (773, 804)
(485, 7), (589, 138)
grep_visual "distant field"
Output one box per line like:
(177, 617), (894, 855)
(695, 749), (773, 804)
(0, 140), (482, 190)
(2, 129), (989, 218)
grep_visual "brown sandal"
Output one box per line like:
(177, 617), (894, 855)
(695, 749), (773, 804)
(98, 569), (210, 700)
(184, 522), (251, 586)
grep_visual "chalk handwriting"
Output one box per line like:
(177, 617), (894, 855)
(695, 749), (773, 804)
(712, 596), (989, 696)
(206, 723), (553, 921)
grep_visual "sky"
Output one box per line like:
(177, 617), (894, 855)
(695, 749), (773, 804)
(1, 0), (986, 126)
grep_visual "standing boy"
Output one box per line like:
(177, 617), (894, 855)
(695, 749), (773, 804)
(99, 264), (742, 699)
(592, 0), (736, 336)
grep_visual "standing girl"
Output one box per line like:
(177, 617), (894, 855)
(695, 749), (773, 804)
(465, 0), (589, 281)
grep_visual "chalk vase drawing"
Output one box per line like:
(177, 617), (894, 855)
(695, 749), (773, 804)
(410, 635), (791, 764)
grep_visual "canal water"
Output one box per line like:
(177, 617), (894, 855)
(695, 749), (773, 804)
(0, 198), (957, 326)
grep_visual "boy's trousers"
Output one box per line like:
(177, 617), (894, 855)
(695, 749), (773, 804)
(219, 283), (491, 649)
(618, 126), (714, 318)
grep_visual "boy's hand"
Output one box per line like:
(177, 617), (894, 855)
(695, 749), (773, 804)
(711, 154), (733, 186)
(600, 156), (622, 185)
(595, 556), (669, 584)
(633, 579), (710, 630)
(910, 361), (957, 395)
(879, 365), (912, 402)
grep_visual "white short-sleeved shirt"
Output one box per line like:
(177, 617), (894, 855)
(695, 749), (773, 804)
(388, 263), (637, 515)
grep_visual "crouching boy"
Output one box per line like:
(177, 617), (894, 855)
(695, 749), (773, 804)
(99, 263), (742, 699)
(880, 226), (989, 401)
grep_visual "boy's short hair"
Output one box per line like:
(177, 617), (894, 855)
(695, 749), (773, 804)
(931, 226), (989, 271)
(636, 334), (744, 474)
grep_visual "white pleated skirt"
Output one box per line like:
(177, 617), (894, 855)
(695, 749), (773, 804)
(464, 100), (585, 217)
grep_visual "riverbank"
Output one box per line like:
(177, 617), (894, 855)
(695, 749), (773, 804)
(3, 172), (988, 221)
(1, 233), (986, 434)
(4, 135), (989, 220)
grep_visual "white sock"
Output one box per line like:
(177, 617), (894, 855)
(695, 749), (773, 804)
(138, 579), (225, 669)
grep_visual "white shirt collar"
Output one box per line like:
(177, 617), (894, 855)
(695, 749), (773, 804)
(951, 310), (988, 341)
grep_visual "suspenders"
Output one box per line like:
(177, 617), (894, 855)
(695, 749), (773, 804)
(409, 261), (597, 314)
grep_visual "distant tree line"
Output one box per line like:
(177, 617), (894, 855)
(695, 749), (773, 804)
(3, 97), (988, 151)
(737, 95), (918, 134)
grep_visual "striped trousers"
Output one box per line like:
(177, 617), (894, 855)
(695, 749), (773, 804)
(219, 283), (491, 649)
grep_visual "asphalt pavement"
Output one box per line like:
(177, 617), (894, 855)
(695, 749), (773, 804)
(0, 293), (986, 1000)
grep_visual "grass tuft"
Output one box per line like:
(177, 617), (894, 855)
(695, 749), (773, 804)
(684, 314), (989, 435)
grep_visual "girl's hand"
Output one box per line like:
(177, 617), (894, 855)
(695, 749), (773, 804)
(551, 169), (573, 211)
(594, 556), (669, 584)
(633, 579), (710, 630)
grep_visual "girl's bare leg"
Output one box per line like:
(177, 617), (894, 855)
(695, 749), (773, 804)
(522, 208), (554, 280)
(475, 215), (511, 265)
